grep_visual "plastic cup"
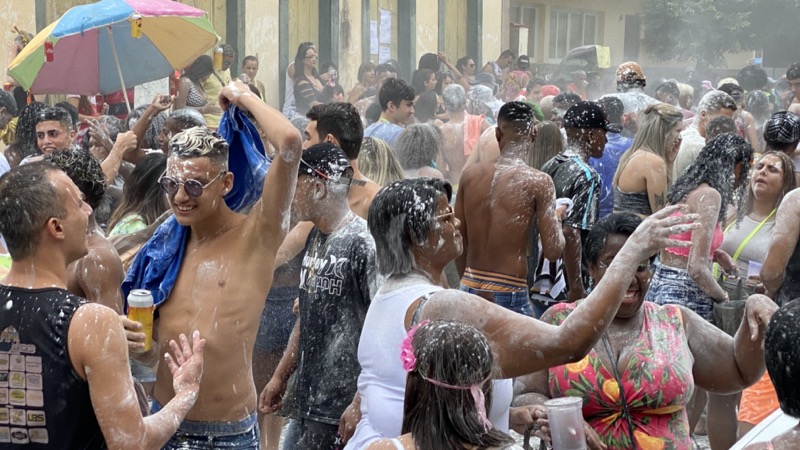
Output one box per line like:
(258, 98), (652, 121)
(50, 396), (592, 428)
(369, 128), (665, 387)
(544, 396), (587, 450)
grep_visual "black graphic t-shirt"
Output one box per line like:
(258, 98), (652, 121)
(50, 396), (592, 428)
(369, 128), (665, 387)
(542, 154), (601, 231)
(0, 285), (105, 448)
(295, 214), (381, 425)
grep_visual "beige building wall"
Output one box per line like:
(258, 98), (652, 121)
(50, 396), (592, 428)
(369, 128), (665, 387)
(2, 2), (37, 86)
(510, 0), (753, 73)
(415, 0), (438, 62)
(482, 0), (503, 65)
(244, 0), (281, 107)
(338, 0), (363, 94)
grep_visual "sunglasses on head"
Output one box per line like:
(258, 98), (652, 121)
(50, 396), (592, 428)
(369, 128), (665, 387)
(299, 158), (366, 187)
(159, 171), (225, 198)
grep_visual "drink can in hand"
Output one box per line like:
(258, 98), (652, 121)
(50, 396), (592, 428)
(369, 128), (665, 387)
(127, 289), (154, 351)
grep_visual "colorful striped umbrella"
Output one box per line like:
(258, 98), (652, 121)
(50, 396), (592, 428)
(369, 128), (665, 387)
(7, 0), (219, 110)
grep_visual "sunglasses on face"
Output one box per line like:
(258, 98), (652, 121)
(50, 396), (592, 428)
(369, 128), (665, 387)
(159, 171), (225, 198)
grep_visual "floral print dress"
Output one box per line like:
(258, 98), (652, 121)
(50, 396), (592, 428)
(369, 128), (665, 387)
(546, 301), (696, 450)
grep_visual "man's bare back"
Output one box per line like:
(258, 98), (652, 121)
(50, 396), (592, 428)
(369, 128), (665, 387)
(440, 121), (466, 185)
(456, 155), (562, 279)
(68, 230), (124, 313)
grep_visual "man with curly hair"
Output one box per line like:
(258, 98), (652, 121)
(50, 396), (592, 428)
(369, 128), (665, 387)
(45, 147), (125, 313)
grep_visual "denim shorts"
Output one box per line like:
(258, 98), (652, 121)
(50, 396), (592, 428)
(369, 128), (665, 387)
(459, 284), (533, 316)
(644, 262), (715, 322)
(150, 399), (259, 449)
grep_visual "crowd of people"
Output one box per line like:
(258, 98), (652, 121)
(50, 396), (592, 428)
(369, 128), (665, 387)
(3, 33), (800, 450)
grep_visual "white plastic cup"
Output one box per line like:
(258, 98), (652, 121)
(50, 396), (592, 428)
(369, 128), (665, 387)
(544, 396), (587, 450)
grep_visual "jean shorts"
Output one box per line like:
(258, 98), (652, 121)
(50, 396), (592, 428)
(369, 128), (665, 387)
(459, 284), (533, 316)
(150, 399), (259, 449)
(644, 262), (715, 322)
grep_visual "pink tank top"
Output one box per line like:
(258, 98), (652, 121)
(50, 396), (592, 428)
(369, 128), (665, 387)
(664, 212), (723, 257)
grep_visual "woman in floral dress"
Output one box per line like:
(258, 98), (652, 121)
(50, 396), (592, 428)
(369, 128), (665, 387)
(514, 213), (777, 449)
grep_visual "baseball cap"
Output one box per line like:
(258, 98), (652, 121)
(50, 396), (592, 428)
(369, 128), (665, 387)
(764, 111), (800, 144)
(563, 101), (622, 133)
(517, 55), (530, 69)
(299, 143), (364, 186)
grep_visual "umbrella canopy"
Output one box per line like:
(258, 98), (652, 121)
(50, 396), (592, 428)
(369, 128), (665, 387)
(7, 0), (219, 96)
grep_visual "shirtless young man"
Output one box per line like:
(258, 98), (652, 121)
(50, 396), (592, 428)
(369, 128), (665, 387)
(45, 148), (125, 313)
(123, 80), (303, 447)
(439, 84), (490, 186)
(455, 101), (564, 316)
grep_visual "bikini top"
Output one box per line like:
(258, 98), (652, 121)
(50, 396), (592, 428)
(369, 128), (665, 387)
(664, 211), (723, 258)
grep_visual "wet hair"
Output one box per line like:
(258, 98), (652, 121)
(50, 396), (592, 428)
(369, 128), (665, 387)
(744, 90), (771, 124)
(455, 56), (473, 74)
(497, 101), (533, 135)
(375, 63), (396, 77)
(168, 108), (206, 130)
(584, 213), (643, 266)
(597, 96), (624, 124)
(418, 53), (440, 72)
(402, 320), (514, 450)
(668, 133), (752, 222)
(357, 62), (376, 83)
(306, 102), (364, 160)
(54, 102), (79, 130)
(765, 298), (800, 418)
(242, 55), (258, 66)
(718, 83), (744, 102)
(358, 137), (404, 187)
(108, 153), (169, 232)
(395, 123), (441, 170)
(183, 55), (214, 83)
(500, 49), (515, 60)
(35, 106), (74, 132)
(169, 126), (229, 169)
(527, 121), (563, 170)
(678, 83), (694, 105)
(378, 78), (416, 111)
(442, 84), (466, 113)
(0, 162), (67, 260)
(737, 65), (769, 92)
(290, 117), (310, 142)
(95, 116), (125, 143)
(786, 62), (800, 81)
(368, 177), (453, 275)
(696, 90), (737, 118)
(705, 116), (737, 140)
(411, 69), (435, 96)
(614, 103), (684, 185)
(127, 105), (167, 150)
(527, 77), (547, 91)
(401, 320), (514, 450)
(220, 43), (235, 57)
(7, 102), (46, 160)
(435, 72), (454, 96)
(655, 81), (680, 104)
(553, 92), (582, 108)
(45, 147), (106, 211)
(414, 91), (439, 123)
(293, 42), (319, 82)
(322, 84), (345, 103)
(0, 90), (18, 116)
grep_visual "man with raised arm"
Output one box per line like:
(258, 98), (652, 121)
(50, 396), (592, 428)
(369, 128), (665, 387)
(122, 80), (303, 448)
(455, 101), (565, 316)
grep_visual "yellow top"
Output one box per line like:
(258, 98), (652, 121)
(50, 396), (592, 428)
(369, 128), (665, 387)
(0, 117), (18, 146)
(201, 69), (231, 129)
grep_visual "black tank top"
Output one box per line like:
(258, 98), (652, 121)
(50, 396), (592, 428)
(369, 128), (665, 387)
(0, 285), (105, 448)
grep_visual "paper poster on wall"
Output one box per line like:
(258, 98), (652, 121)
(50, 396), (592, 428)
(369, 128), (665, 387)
(379, 46), (391, 64)
(379, 9), (391, 44)
(134, 78), (169, 109)
(370, 21), (379, 54)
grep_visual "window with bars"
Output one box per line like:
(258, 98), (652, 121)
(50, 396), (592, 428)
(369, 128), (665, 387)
(548, 9), (597, 60)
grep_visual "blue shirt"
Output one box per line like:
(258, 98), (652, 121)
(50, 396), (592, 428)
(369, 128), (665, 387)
(589, 132), (633, 218)
(363, 121), (404, 146)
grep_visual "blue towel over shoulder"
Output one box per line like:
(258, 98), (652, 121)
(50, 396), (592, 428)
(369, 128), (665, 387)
(122, 107), (271, 309)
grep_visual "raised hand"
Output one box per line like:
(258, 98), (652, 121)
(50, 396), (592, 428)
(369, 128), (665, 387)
(165, 330), (206, 397)
(626, 204), (700, 260)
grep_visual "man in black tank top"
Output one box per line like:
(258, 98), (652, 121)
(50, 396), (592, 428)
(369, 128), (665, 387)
(0, 162), (205, 449)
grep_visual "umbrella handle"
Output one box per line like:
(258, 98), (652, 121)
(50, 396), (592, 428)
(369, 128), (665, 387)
(106, 26), (132, 114)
